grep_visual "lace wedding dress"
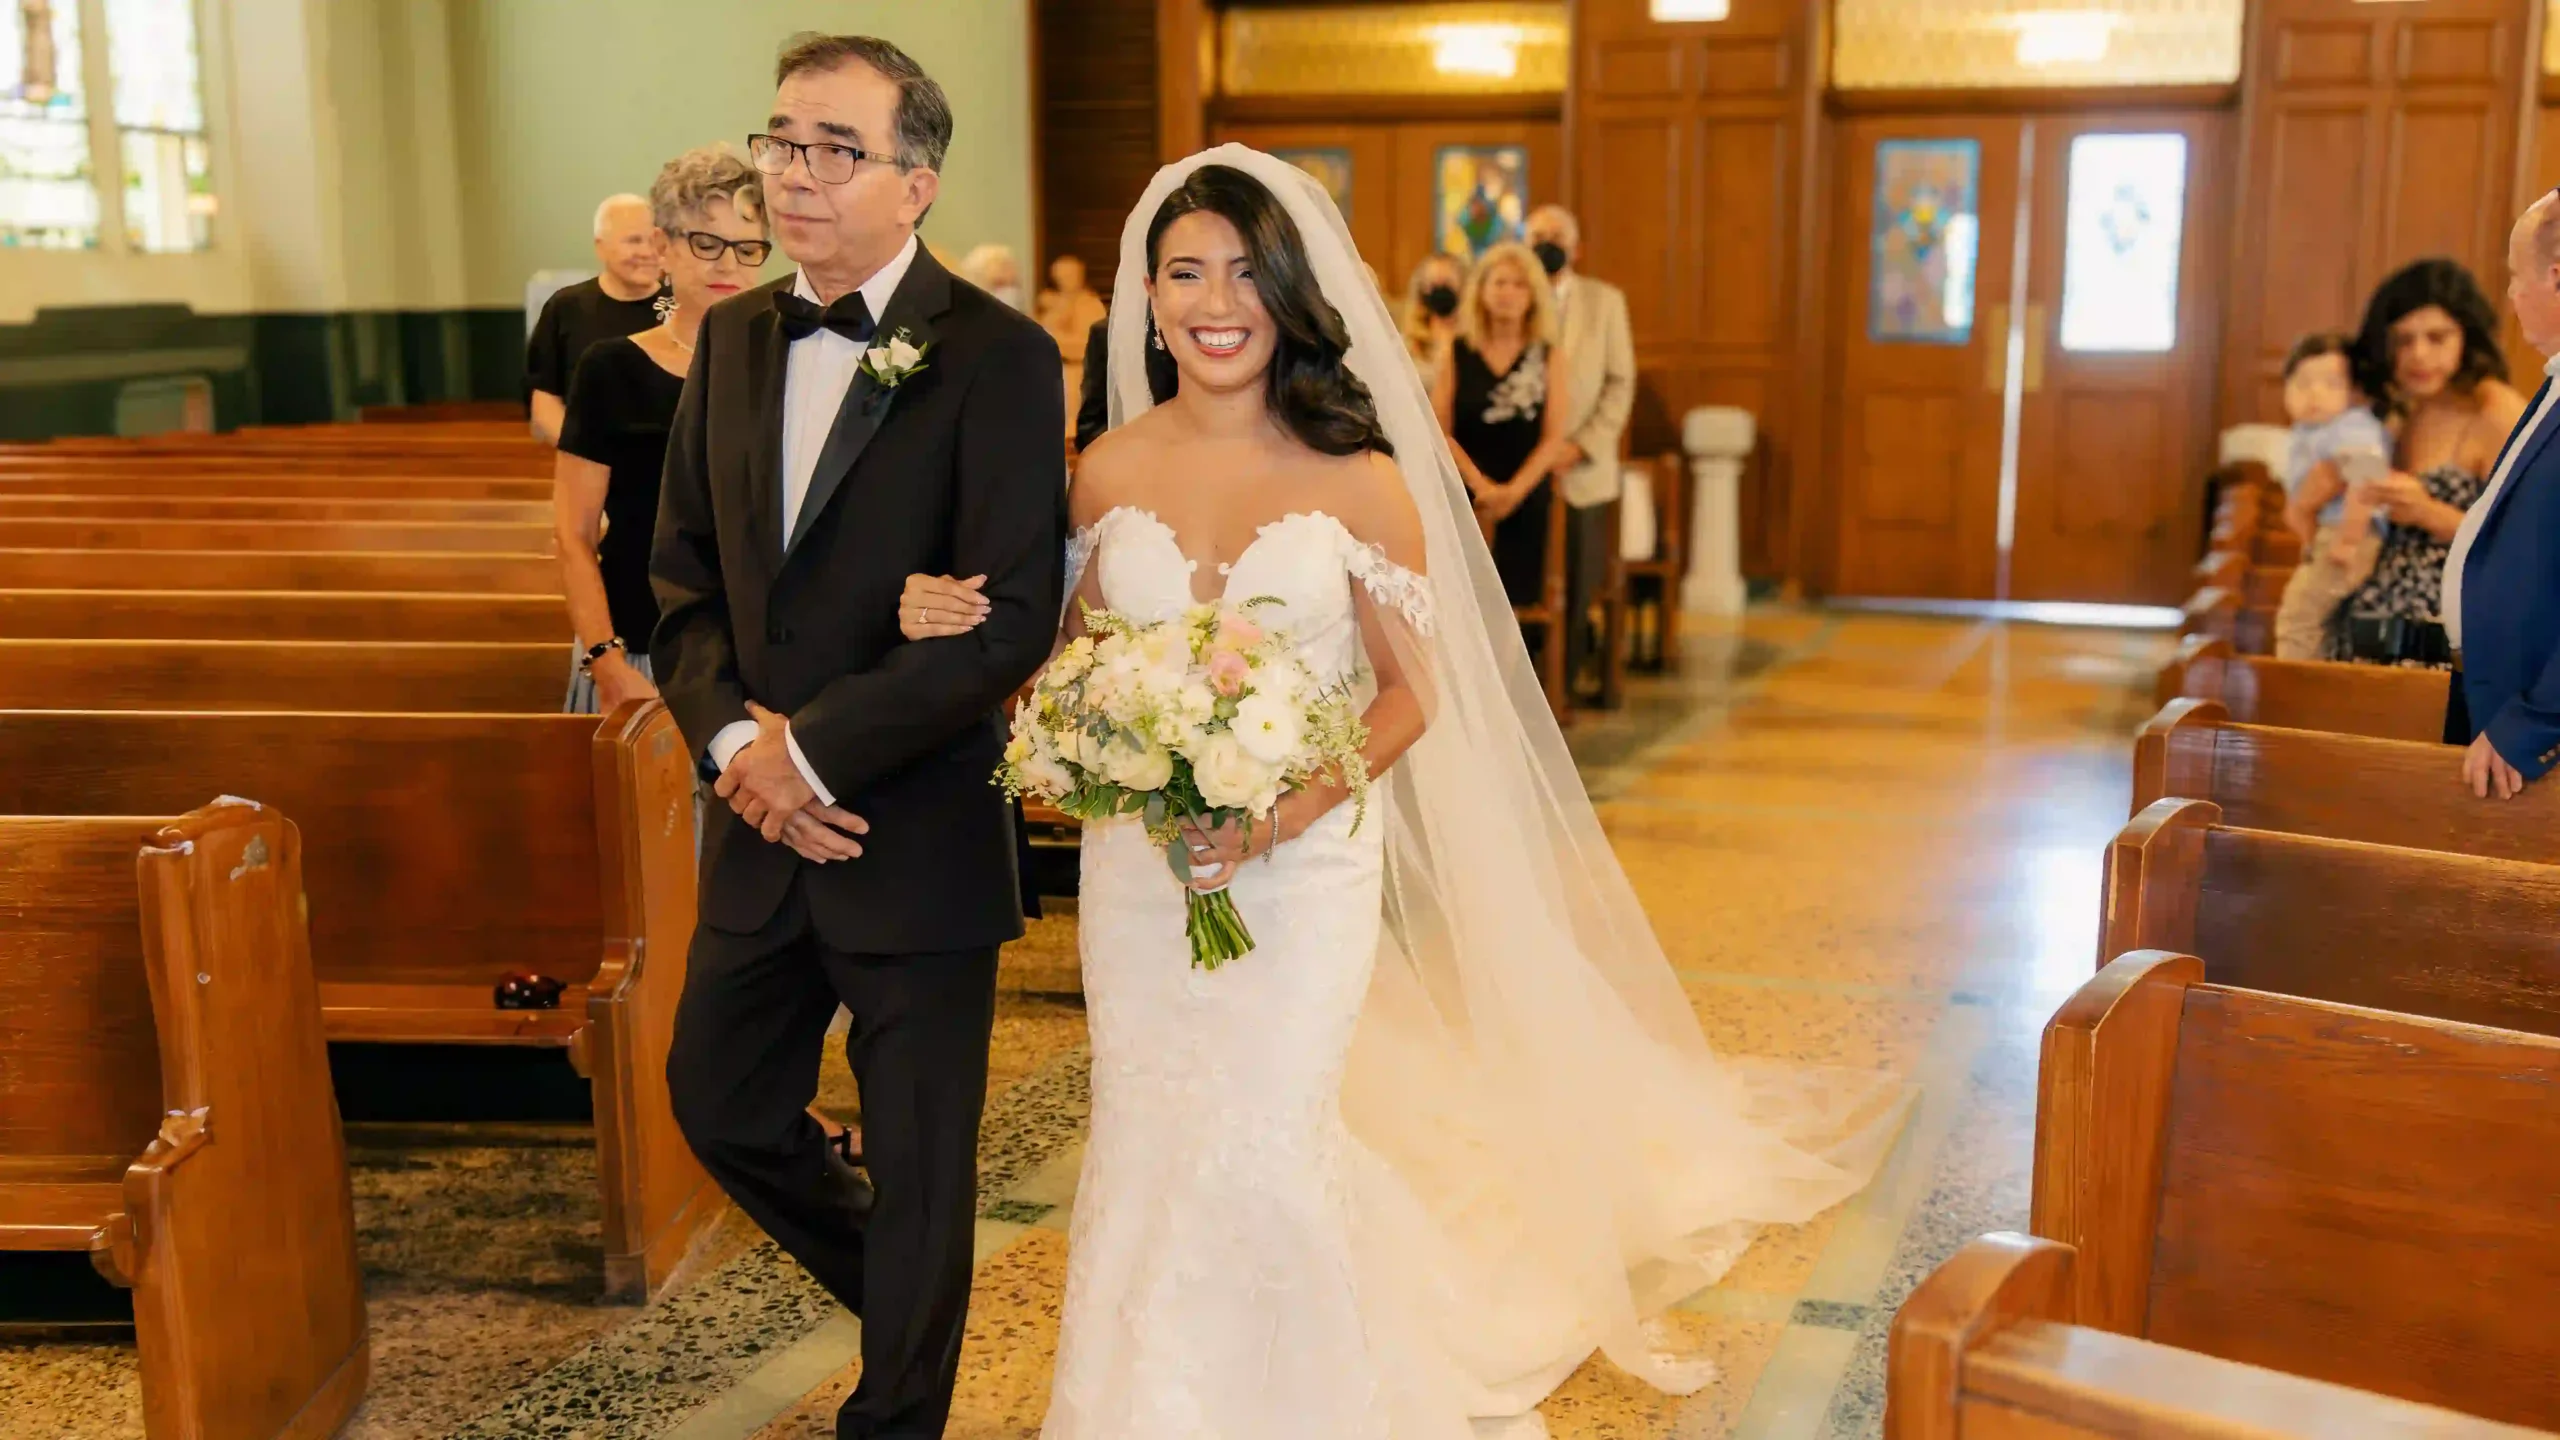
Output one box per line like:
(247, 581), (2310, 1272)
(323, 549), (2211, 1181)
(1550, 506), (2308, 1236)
(1043, 506), (1462, 1440)
(1039, 146), (1908, 1440)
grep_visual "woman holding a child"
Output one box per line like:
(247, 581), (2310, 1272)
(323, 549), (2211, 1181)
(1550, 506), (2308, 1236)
(2319, 259), (2528, 666)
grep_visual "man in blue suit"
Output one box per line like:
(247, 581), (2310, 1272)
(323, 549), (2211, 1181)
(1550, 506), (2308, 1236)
(2447, 189), (2560, 798)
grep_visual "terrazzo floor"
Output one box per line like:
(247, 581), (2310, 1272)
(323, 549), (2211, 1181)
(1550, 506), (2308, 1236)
(0, 608), (2167, 1439)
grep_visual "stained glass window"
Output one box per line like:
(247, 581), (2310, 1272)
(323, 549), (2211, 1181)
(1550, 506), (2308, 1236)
(105, 0), (210, 252)
(1869, 138), (1981, 345)
(2058, 133), (2188, 353)
(1, 0), (97, 248)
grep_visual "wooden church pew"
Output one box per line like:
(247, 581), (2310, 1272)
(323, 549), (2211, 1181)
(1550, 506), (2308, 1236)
(2152, 635), (2447, 741)
(1886, 1232), (2551, 1439)
(0, 472), (551, 501)
(2101, 797), (2560, 1038)
(0, 452), (548, 479)
(2131, 698), (2560, 863)
(0, 639), (570, 712)
(0, 517), (554, 554)
(0, 494), (553, 523)
(2033, 952), (2560, 1429)
(0, 548), (564, 593)
(0, 589), (568, 642)
(0, 704), (718, 1300)
(0, 801), (368, 1439)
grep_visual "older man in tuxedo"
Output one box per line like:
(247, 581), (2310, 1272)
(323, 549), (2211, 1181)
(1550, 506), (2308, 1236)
(651, 32), (1063, 1440)
(2446, 187), (2560, 799)
(1526, 204), (1637, 697)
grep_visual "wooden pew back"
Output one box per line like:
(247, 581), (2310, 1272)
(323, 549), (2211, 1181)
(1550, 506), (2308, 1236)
(0, 639), (569, 711)
(2153, 636), (2448, 741)
(0, 589), (568, 641)
(2034, 953), (2560, 1428)
(2132, 699), (2560, 862)
(0, 473), (550, 501)
(0, 517), (553, 553)
(0, 494), (552, 523)
(2103, 798), (2560, 1037)
(1886, 1233), (2551, 1439)
(0, 548), (564, 593)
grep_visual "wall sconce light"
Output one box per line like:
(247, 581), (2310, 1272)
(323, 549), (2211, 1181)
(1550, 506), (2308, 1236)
(1650, 0), (1732, 18)
(1428, 23), (1524, 78)
(2012, 11), (2117, 66)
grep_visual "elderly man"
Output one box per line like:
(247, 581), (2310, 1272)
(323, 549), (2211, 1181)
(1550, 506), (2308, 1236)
(2446, 187), (2560, 798)
(1526, 204), (1637, 697)
(525, 193), (664, 445)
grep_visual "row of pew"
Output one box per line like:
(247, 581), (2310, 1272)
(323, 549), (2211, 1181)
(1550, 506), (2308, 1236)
(0, 417), (717, 1438)
(1882, 632), (2560, 1433)
(2179, 462), (2297, 656)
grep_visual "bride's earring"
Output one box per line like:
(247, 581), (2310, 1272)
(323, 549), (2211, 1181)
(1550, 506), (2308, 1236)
(1149, 316), (1166, 351)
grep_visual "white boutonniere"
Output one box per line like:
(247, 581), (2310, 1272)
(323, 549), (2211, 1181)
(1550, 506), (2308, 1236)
(860, 328), (931, 390)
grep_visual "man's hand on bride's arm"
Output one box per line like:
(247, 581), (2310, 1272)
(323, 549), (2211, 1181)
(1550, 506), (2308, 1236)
(899, 573), (990, 640)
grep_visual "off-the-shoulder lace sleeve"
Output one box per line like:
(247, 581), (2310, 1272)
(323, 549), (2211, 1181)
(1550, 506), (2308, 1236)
(1343, 537), (1435, 636)
(1062, 520), (1104, 628)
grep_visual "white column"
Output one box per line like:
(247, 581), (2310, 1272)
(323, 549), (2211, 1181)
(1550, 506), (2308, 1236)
(1681, 405), (1752, 616)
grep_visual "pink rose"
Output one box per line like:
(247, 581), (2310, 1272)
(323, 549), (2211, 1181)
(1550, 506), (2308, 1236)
(1207, 649), (1250, 696)
(1216, 614), (1265, 650)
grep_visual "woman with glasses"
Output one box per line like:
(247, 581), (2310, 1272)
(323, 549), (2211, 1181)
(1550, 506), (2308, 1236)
(557, 145), (771, 714)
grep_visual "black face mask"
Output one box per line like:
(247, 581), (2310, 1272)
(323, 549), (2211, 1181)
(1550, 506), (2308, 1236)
(1533, 241), (1569, 277)
(1420, 284), (1459, 318)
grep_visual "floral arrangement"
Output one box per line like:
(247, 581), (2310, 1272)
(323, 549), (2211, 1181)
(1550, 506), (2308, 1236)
(998, 599), (1369, 969)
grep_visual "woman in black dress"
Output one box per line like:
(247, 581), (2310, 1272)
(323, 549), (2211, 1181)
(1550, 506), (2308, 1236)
(556, 145), (770, 712)
(1432, 241), (1577, 609)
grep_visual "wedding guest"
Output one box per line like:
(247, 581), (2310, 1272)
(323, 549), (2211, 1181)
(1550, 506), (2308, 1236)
(960, 242), (1026, 309)
(527, 193), (664, 446)
(1041, 254), (1111, 432)
(1401, 252), (1466, 377)
(556, 148), (768, 714)
(1434, 241), (1576, 610)
(1527, 204), (1637, 697)
(1075, 316), (1112, 452)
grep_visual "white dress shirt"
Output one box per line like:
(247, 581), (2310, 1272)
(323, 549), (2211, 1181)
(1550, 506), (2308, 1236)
(2444, 350), (2560, 649)
(707, 235), (922, 805)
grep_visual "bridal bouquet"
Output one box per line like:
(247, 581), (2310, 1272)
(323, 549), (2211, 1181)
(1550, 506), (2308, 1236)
(998, 599), (1370, 970)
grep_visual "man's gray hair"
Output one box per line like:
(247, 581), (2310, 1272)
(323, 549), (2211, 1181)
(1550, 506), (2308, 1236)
(1528, 204), (1581, 247)
(593, 193), (649, 239)
(2534, 187), (2560, 271)
(648, 145), (766, 237)
(775, 33), (953, 175)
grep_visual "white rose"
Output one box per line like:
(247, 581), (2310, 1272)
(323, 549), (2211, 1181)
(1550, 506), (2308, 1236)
(865, 344), (893, 372)
(1056, 725), (1097, 771)
(1101, 737), (1174, 793)
(1020, 749), (1074, 797)
(887, 335), (923, 370)
(1192, 733), (1274, 811)
(1231, 691), (1306, 765)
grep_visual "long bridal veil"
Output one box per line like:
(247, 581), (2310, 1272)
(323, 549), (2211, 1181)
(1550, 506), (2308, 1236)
(1101, 147), (1910, 1423)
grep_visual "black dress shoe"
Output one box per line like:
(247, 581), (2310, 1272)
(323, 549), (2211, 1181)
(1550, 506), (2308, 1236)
(823, 1128), (876, 1218)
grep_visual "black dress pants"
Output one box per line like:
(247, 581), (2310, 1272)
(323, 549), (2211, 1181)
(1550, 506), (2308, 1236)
(2445, 667), (2475, 746)
(667, 875), (998, 1440)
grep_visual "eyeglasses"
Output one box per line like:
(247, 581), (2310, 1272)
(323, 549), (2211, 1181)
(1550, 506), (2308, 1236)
(674, 230), (773, 266)
(748, 132), (897, 186)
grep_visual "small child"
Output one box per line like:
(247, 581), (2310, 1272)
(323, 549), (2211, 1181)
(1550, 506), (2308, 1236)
(2271, 333), (2394, 661)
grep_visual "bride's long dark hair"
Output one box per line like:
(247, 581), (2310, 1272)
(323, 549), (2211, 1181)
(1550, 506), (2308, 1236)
(1143, 165), (1393, 458)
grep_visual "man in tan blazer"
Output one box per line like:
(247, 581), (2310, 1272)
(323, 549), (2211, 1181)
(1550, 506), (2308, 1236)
(1528, 204), (1638, 696)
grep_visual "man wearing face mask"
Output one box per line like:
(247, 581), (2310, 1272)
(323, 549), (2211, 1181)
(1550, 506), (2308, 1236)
(1525, 205), (1637, 699)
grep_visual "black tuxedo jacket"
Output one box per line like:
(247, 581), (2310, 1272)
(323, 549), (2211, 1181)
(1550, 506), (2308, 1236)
(650, 247), (1067, 953)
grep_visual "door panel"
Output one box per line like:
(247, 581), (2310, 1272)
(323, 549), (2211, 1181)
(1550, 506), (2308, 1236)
(1827, 116), (2020, 599)
(2009, 111), (2223, 605)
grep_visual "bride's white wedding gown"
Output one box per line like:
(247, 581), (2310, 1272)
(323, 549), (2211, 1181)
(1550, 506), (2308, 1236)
(1042, 504), (1470, 1440)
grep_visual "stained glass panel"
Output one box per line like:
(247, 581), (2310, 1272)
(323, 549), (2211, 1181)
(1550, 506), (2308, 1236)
(2058, 133), (2188, 353)
(1, 0), (97, 248)
(1868, 138), (1981, 345)
(104, 0), (210, 252)
(1273, 148), (1354, 225)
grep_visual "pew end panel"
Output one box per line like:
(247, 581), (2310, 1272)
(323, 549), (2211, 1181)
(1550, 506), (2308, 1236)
(2152, 635), (2230, 712)
(2130, 698), (2228, 820)
(582, 701), (722, 1302)
(2098, 800), (2218, 968)
(2031, 952), (2197, 1337)
(1889, 1235), (2557, 1439)
(2147, 986), (2560, 1427)
(128, 802), (370, 1440)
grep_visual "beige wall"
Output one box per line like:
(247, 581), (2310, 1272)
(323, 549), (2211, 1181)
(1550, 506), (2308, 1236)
(445, 0), (1035, 307)
(0, 0), (1033, 322)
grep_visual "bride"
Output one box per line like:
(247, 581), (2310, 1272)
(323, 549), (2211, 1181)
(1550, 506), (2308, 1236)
(896, 147), (1906, 1438)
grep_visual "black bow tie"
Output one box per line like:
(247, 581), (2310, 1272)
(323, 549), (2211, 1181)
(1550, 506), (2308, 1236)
(775, 289), (875, 344)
